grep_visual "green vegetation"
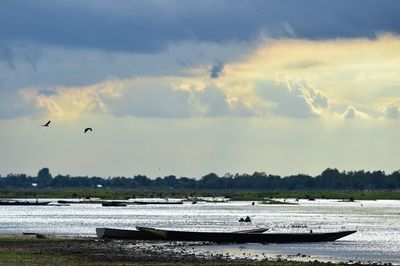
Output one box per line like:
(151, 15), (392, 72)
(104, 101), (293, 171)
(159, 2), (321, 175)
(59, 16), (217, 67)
(1, 167), (399, 200)
(0, 188), (399, 200)
(239, 191), (400, 201)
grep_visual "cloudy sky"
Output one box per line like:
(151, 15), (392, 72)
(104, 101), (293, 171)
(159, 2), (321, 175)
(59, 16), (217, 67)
(1, 0), (400, 178)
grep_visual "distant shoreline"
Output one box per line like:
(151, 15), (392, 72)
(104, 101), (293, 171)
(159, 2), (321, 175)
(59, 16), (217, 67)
(1, 188), (399, 201)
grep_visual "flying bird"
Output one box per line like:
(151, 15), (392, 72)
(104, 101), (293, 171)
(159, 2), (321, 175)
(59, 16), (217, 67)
(84, 127), (93, 133)
(41, 120), (51, 127)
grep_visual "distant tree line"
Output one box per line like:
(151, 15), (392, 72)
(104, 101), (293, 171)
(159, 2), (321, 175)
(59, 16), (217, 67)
(0, 168), (400, 191)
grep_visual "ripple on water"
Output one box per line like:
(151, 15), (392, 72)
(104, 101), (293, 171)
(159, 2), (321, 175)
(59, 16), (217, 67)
(0, 199), (399, 264)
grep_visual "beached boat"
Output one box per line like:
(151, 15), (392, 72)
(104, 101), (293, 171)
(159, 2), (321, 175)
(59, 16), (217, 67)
(58, 200), (81, 204)
(102, 202), (127, 207)
(96, 227), (269, 240)
(0, 200), (50, 206)
(234, 228), (269, 234)
(137, 227), (356, 243)
(132, 201), (183, 205)
(96, 228), (162, 240)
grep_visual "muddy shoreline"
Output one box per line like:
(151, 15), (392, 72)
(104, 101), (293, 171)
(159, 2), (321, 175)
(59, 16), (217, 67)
(0, 235), (376, 265)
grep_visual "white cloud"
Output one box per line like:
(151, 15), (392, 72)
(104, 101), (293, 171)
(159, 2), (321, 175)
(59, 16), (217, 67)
(21, 80), (123, 120)
(107, 78), (256, 118)
(341, 106), (370, 120)
(19, 77), (258, 120)
(254, 79), (330, 118)
(4, 36), (400, 122)
(102, 77), (334, 119)
(19, 74), (339, 120)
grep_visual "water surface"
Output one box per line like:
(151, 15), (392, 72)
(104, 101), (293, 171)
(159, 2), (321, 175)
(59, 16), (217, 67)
(0, 199), (399, 264)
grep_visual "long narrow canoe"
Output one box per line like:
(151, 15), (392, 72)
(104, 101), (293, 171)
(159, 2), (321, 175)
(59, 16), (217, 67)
(0, 201), (50, 206)
(137, 227), (356, 243)
(96, 227), (268, 240)
(96, 228), (163, 240)
(102, 202), (127, 207)
(132, 201), (183, 205)
(234, 228), (269, 234)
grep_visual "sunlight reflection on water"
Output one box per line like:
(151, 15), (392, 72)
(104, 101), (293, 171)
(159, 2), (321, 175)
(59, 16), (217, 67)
(0, 199), (399, 264)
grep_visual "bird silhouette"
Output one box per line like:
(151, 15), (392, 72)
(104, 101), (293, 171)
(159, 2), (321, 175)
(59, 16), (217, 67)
(41, 120), (51, 127)
(84, 127), (93, 133)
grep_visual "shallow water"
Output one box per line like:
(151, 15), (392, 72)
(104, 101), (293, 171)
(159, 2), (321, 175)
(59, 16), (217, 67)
(0, 199), (399, 264)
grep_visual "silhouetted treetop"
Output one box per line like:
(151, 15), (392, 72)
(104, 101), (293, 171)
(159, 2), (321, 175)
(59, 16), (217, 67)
(1, 168), (400, 191)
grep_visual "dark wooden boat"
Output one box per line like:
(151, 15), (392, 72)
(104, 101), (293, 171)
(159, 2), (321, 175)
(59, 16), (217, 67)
(137, 227), (356, 243)
(0, 200), (50, 206)
(58, 200), (81, 204)
(96, 227), (268, 240)
(102, 202), (127, 207)
(96, 228), (162, 240)
(132, 201), (183, 205)
(234, 228), (269, 233)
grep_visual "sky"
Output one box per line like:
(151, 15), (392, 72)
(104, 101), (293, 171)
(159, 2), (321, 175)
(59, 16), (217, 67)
(1, 0), (400, 178)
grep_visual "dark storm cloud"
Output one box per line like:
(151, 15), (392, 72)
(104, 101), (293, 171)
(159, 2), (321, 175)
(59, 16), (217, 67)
(210, 62), (224, 79)
(1, 0), (399, 54)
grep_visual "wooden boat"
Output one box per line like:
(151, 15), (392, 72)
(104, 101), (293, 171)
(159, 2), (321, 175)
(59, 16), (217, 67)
(102, 202), (127, 207)
(137, 227), (356, 243)
(132, 201), (183, 205)
(0, 200), (50, 206)
(58, 200), (81, 204)
(234, 228), (268, 233)
(96, 227), (268, 240)
(48, 202), (70, 206)
(96, 228), (162, 240)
